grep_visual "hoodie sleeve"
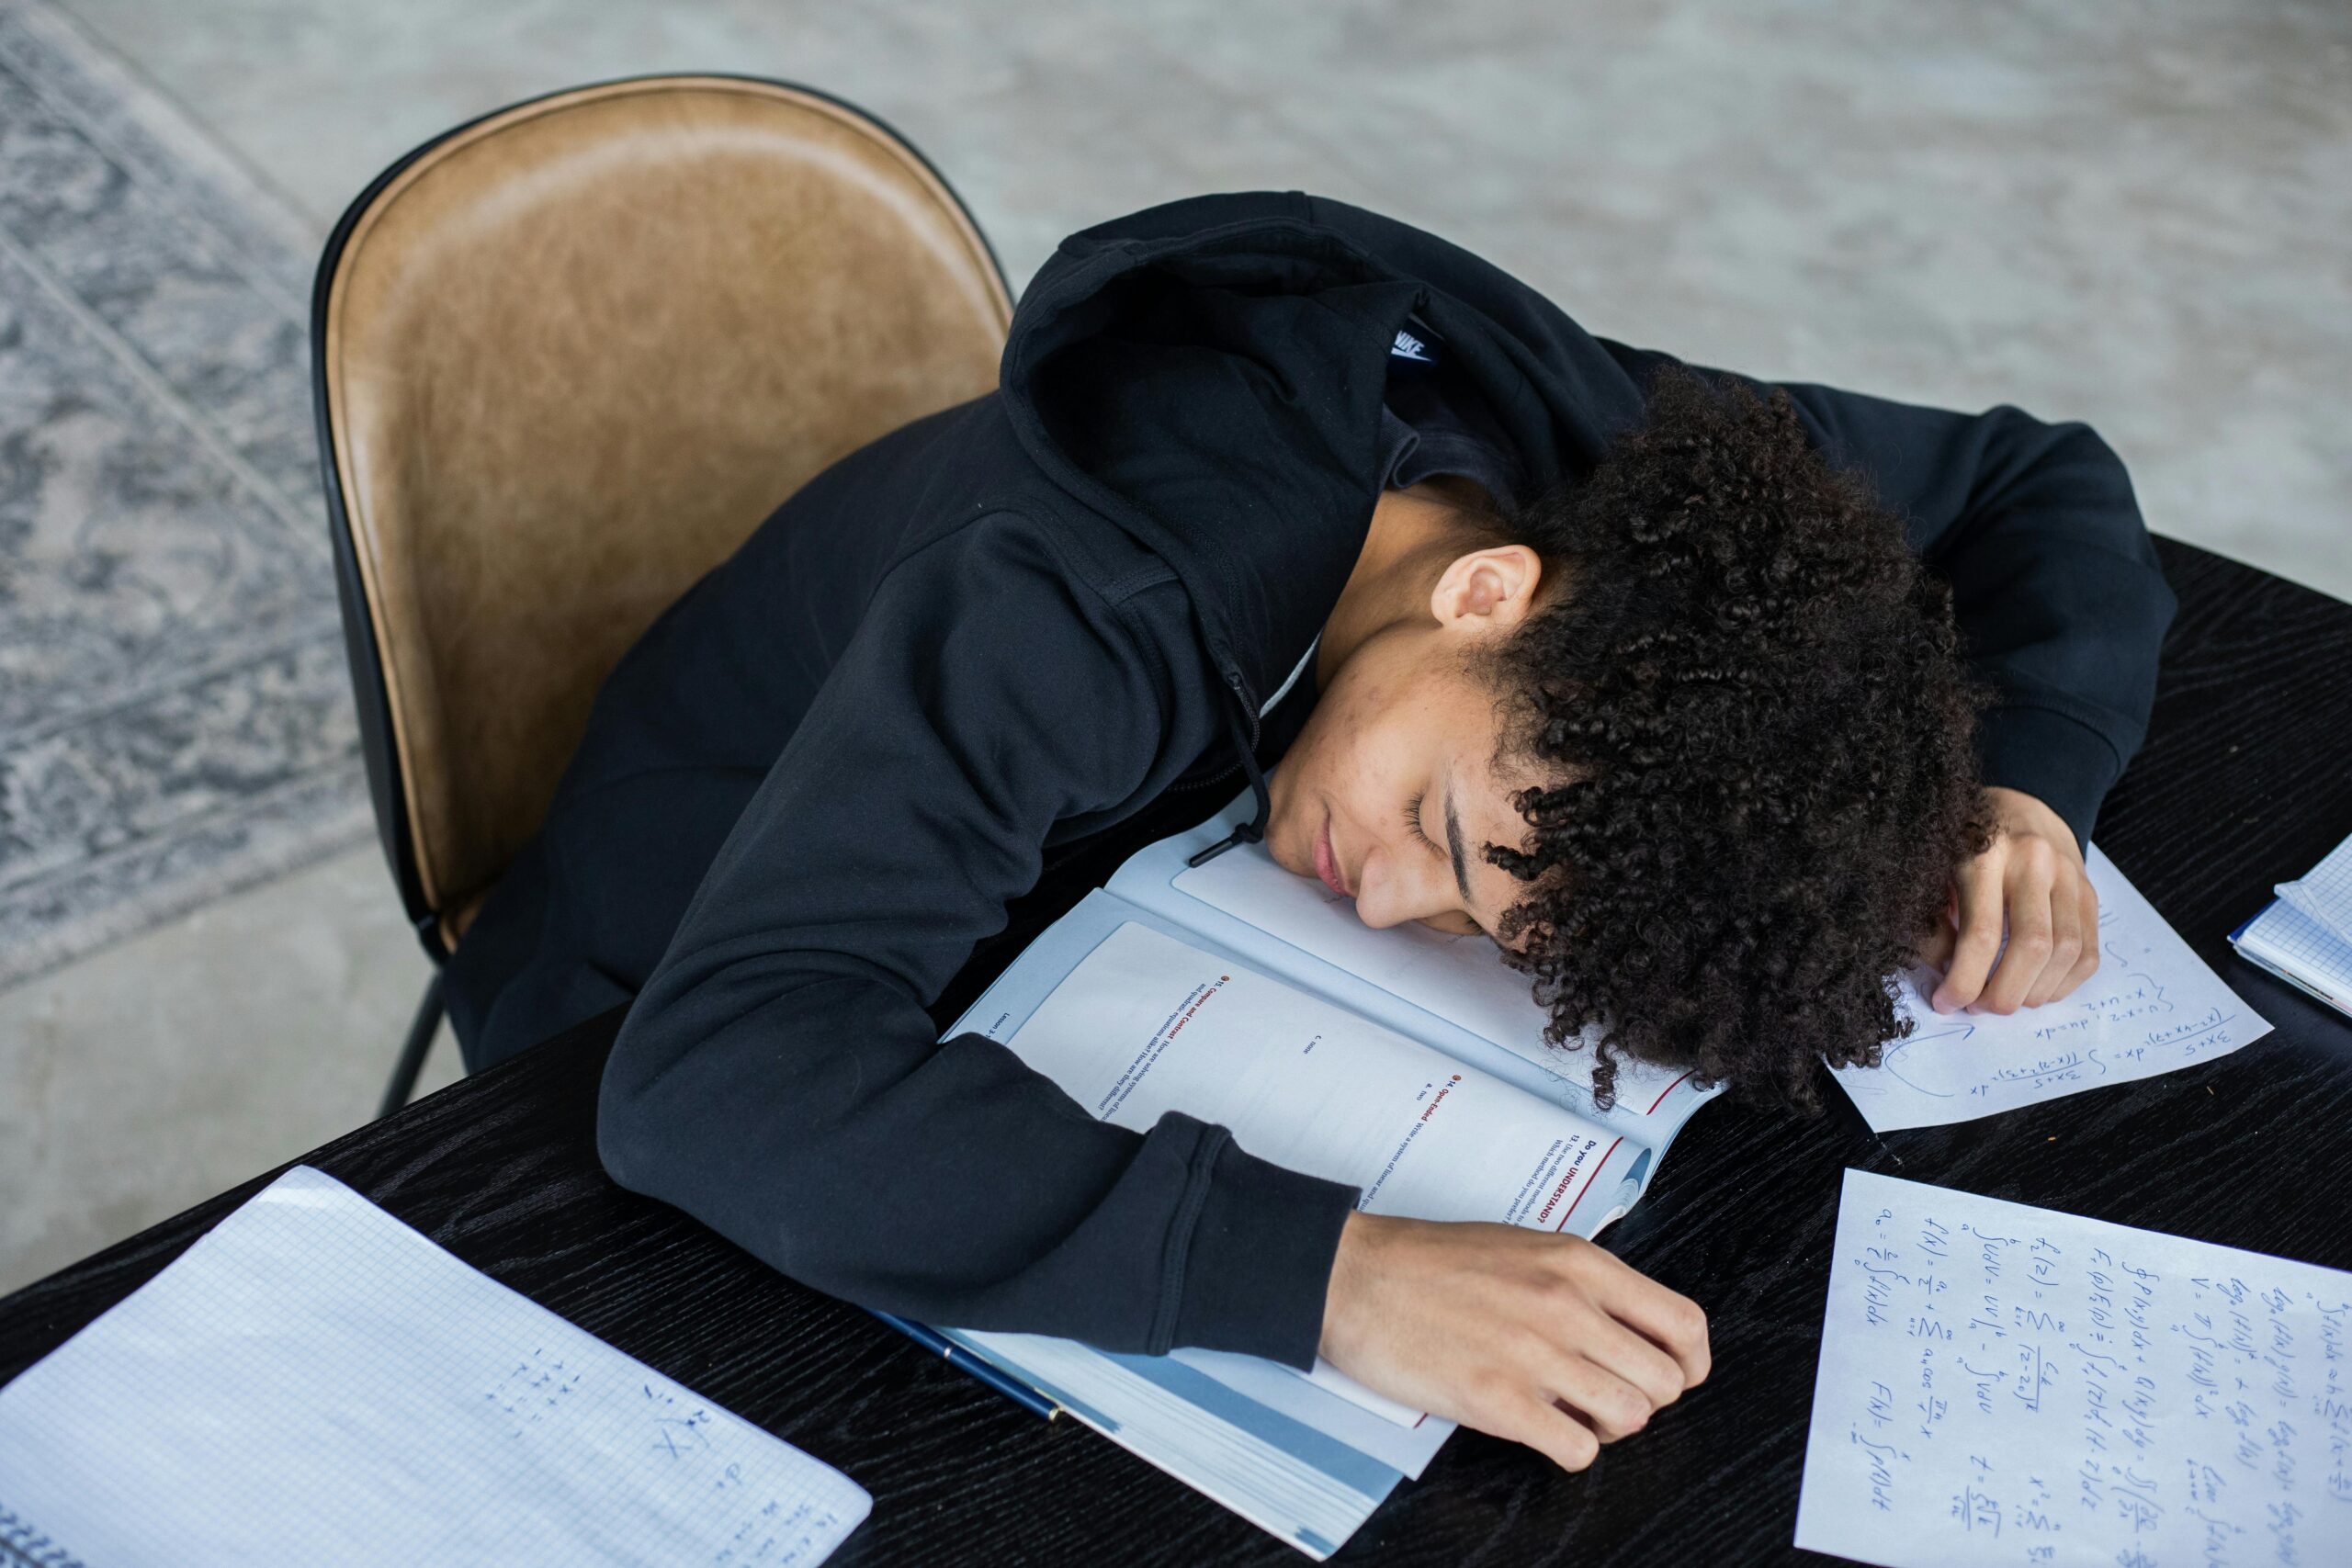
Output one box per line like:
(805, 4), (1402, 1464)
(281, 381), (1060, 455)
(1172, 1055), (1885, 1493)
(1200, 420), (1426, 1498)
(594, 513), (1360, 1369)
(1603, 344), (2176, 852)
(1298, 190), (2171, 842)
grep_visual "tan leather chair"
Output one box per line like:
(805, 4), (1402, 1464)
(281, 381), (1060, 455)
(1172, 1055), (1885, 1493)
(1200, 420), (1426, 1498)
(312, 75), (1014, 1116)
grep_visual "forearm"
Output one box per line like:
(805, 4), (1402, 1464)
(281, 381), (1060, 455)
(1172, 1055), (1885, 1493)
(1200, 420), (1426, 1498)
(595, 968), (1358, 1364)
(1710, 379), (2175, 846)
(1926, 417), (2174, 847)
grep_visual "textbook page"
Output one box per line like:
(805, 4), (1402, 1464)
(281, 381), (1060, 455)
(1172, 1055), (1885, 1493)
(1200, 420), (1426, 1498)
(1795, 1168), (2352, 1568)
(1106, 789), (1718, 1151)
(1830, 844), (2271, 1132)
(0, 1166), (870, 1568)
(956, 894), (1644, 1240)
(939, 889), (1653, 1557)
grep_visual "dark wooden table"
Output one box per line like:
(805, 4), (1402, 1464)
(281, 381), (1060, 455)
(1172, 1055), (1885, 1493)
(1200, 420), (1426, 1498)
(6, 537), (2349, 1565)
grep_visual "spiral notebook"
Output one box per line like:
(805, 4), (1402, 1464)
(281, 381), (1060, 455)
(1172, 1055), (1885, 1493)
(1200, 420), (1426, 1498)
(0, 1166), (871, 1567)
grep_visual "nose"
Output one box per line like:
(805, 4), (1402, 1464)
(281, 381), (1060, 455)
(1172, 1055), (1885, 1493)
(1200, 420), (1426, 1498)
(1351, 843), (1450, 931)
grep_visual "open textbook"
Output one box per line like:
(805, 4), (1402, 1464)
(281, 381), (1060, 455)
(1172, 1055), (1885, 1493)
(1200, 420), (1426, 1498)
(926, 788), (1722, 1559)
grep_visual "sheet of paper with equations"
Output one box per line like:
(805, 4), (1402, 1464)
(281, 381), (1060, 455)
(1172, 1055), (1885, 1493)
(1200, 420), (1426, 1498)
(1796, 1168), (2351, 1568)
(0, 1166), (870, 1568)
(1830, 845), (2271, 1132)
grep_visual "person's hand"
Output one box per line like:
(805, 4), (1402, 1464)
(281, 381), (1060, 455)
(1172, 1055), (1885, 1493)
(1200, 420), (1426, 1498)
(1317, 1210), (1709, 1473)
(1917, 785), (2100, 1014)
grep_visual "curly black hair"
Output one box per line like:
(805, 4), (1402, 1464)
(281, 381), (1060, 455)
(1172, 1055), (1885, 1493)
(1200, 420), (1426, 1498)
(1458, 360), (1995, 1112)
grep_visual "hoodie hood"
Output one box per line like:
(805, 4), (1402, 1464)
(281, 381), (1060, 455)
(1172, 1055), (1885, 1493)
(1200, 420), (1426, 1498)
(996, 190), (1650, 860)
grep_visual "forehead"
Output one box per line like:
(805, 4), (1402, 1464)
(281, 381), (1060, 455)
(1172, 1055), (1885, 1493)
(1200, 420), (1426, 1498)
(1438, 687), (1543, 833)
(1441, 687), (1576, 902)
(1451, 745), (1570, 909)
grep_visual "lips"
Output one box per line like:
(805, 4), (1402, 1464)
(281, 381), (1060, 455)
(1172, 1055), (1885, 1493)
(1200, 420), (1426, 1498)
(1315, 811), (1352, 899)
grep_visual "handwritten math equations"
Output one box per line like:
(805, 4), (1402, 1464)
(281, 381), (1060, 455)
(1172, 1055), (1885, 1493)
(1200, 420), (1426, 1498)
(1796, 1169), (2351, 1568)
(1830, 846), (2271, 1132)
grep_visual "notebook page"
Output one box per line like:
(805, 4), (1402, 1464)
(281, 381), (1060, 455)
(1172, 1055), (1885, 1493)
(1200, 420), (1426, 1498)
(1795, 1168), (2352, 1568)
(2273, 829), (2352, 946)
(1830, 844), (2271, 1132)
(0, 1166), (870, 1568)
(2235, 896), (2352, 1007)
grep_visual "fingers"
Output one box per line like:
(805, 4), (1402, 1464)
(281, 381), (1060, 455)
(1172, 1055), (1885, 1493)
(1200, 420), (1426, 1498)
(1478, 1353), (1652, 1472)
(1938, 835), (2098, 1016)
(1930, 852), (2006, 1011)
(1489, 1391), (1602, 1473)
(1469, 1262), (1709, 1473)
(1912, 886), (1960, 972)
(1583, 1252), (1712, 1389)
(1975, 837), (2108, 1013)
(1915, 916), (1957, 975)
(1577, 1313), (1691, 1422)
(1544, 1353), (1660, 1442)
(2052, 876), (2102, 999)
(2020, 865), (2090, 1008)
(1325, 1220), (1713, 1479)
(1979, 852), (2054, 1014)
(1939, 789), (2103, 1013)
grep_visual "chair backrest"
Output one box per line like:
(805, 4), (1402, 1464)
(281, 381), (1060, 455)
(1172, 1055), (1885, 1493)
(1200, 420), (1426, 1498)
(314, 75), (1013, 960)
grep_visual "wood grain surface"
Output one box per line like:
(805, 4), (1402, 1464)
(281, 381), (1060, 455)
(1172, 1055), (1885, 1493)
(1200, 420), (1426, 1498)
(5, 536), (2348, 1566)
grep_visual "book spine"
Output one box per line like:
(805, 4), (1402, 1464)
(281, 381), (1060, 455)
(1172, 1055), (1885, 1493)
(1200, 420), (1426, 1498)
(2224, 896), (2276, 945)
(2229, 941), (2352, 1017)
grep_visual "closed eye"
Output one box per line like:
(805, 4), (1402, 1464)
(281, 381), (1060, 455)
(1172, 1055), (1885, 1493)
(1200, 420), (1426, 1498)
(1403, 790), (1438, 851)
(1407, 790), (1487, 938)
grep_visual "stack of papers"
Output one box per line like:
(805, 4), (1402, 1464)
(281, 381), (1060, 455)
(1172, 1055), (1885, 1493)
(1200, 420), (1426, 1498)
(2231, 830), (2352, 1017)
(0, 1166), (871, 1567)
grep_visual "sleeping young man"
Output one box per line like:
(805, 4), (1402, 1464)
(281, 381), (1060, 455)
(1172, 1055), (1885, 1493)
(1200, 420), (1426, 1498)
(438, 190), (2174, 1475)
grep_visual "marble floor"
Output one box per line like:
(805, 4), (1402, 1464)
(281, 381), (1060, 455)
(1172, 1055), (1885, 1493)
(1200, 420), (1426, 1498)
(4, 0), (2347, 1294)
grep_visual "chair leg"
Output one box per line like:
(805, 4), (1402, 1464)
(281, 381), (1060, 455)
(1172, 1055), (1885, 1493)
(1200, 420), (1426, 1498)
(380, 969), (446, 1121)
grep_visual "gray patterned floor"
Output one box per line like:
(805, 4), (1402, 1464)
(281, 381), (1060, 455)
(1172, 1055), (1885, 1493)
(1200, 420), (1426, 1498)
(4, 0), (2347, 1295)
(0, 0), (369, 993)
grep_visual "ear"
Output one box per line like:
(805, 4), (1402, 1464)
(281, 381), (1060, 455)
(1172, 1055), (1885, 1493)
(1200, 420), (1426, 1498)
(1428, 544), (1544, 634)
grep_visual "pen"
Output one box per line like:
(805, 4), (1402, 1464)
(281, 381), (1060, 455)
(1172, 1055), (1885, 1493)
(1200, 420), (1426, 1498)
(865, 1308), (1062, 1422)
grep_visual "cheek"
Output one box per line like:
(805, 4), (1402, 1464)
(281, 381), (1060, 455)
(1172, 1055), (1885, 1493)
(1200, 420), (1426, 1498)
(1286, 655), (1433, 810)
(1318, 687), (1407, 797)
(1351, 674), (1445, 777)
(1287, 680), (1369, 776)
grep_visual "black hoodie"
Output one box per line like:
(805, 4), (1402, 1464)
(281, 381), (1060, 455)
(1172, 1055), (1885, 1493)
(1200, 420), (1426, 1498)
(582, 190), (2174, 1371)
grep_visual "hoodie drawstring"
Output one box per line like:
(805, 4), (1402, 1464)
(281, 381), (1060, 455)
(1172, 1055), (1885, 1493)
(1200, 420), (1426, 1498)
(1184, 692), (1272, 867)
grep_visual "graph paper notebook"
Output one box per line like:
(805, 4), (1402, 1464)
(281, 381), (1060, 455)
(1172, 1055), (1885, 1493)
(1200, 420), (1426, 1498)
(0, 1166), (871, 1568)
(2230, 829), (2352, 1019)
(915, 787), (1723, 1559)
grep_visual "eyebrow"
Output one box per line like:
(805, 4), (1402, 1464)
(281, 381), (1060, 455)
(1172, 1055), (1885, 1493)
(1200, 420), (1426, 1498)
(1442, 775), (1473, 909)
